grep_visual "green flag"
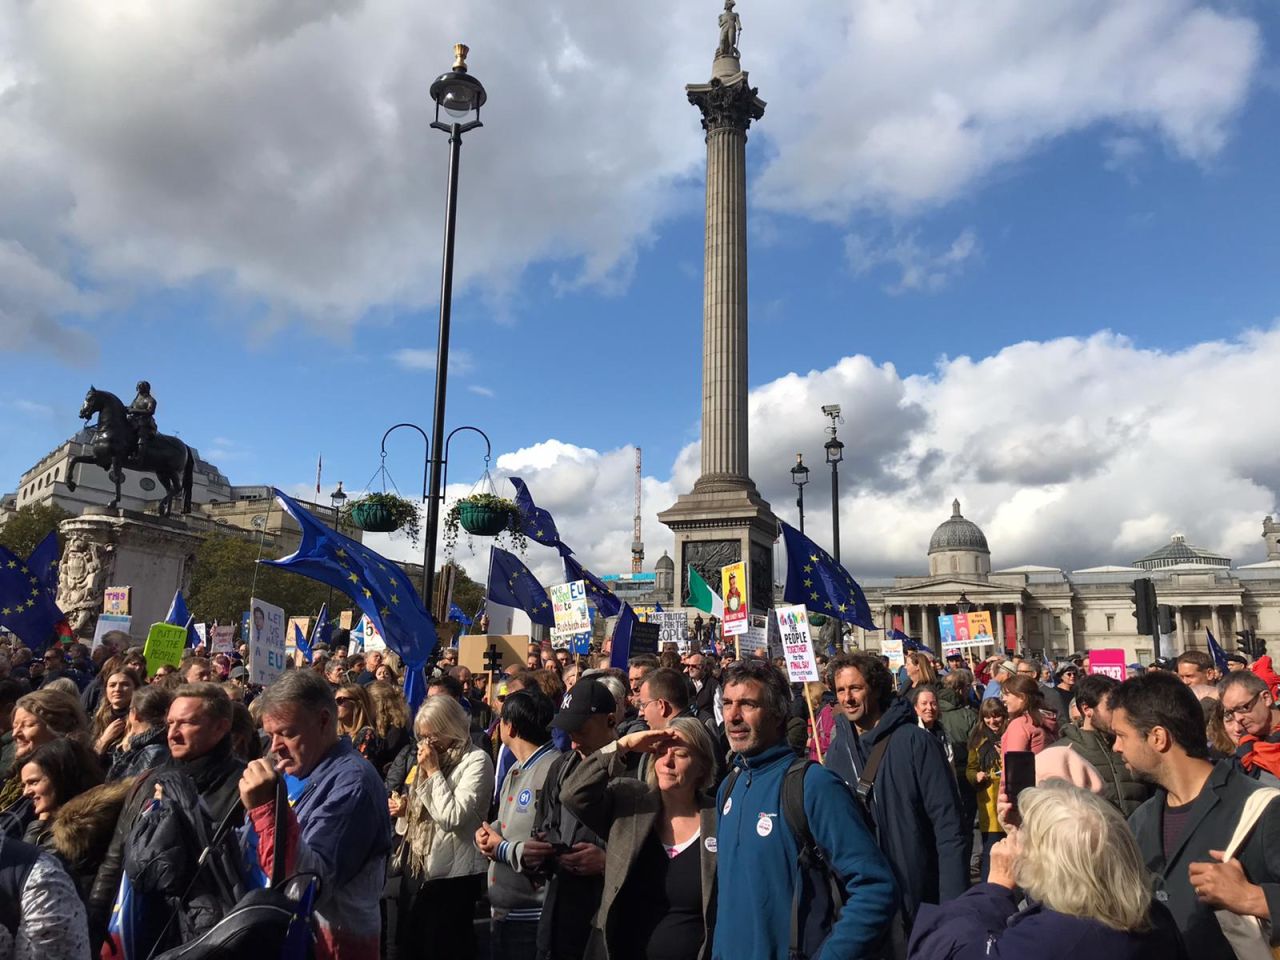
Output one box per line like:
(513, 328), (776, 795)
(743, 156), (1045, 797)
(686, 565), (725, 618)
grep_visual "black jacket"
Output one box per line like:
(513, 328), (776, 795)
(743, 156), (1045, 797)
(105, 725), (170, 783)
(827, 697), (968, 936)
(1058, 723), (1152, 817)
(1129, 760), (1280, 958)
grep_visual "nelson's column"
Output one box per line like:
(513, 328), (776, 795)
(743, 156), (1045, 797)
(659, 0), (777, 615)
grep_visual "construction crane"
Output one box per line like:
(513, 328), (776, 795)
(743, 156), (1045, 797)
(631, 447), (645, 574)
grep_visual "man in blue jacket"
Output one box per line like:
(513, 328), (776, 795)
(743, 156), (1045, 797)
(824, 652), (968, 958)
(714, 660), (896, 960)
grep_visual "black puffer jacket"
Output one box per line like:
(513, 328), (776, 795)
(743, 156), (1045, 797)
(1058, 722), (1153, 817)
(106, 725), (170, 782)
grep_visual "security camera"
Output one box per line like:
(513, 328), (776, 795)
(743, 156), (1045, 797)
(821, 404), (841, 418)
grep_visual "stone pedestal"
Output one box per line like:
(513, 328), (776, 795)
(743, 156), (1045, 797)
(57, 508), (204, 640)
(658, 42), (776, 613)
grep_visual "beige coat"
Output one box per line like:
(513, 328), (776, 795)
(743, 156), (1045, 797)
(402, 745), (494, 881)
(560, 741), (717, 960)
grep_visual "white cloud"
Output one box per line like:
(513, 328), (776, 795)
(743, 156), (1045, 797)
(0, 1), (1261, 354)
(467, 385), (495, 398)
(845, 227), (980, 293)
(365, 323), (1280, 586)
(9, 399), (55, 418)
(391, 348), (473, 375)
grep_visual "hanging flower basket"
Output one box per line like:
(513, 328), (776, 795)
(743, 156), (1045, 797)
(343, 492), (422, 545)
(444, 493), (527, 555)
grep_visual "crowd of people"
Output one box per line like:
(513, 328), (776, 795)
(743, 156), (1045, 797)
(1, 628), (1279, 960)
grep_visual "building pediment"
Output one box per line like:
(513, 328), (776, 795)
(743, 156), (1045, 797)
(881, 577), (1027, 604)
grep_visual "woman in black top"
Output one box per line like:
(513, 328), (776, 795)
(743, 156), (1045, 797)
(561, 717), (721, 960)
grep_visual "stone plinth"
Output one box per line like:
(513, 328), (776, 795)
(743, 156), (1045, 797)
(57, 509), (204, 640)
(659, 486), (776, 615)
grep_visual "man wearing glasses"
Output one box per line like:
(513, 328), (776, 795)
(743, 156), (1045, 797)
(1221, 671), (1280, 786)
(682, 652), (719, 719)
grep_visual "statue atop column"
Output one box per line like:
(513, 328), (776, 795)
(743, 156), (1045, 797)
(717, 0), (741, 58)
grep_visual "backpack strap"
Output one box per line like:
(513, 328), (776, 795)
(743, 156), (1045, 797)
(781, 758), (845, 960)
(720, 766), (742, 810)
(855, 736), (892, 807)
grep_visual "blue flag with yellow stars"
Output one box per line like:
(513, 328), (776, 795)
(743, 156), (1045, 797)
(310, 602), (331, 651)
(781, 521), (877, 630)
(294, 622), (313, 664)
(487, 547), (555, 627)
(1206, 628), (1230, 675)
(0, 542), (71, 652)
(889, 627), (927, 654)
(448, 603), (473, 627)
(27, 532), (60, 594)
(509, 477), (570, 555)
(261, 488), (438, 710)
(562, 553), (621, 618)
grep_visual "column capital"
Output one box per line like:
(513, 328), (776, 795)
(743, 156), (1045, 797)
(687, 77), (765, 134)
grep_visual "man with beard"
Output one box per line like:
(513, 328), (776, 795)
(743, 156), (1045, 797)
(1113, 671), (1280, 957)
(1058, 673), (1153, 816)
(824, 652), (967, 959)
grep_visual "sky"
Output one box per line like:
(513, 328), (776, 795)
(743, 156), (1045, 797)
(2, 0), (1279, 590)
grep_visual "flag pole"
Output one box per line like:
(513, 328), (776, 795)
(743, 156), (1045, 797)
(805, 683), (825, 765)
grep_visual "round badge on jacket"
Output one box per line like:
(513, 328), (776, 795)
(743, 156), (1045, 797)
(704, 836), (717, 853)
(722, 798), (732, 816)
(517, 788), (532, 808)
(756, 813), (773, 837)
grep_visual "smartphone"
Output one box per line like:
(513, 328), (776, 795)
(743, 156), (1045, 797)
(1004, 751), (1036, 812)
(550, 842), (573, 856)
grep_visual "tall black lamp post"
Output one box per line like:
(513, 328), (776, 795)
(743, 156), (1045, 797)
(957, 592), (972, 614)
(823, 405), (844, 563)
(423, 44), (487, 617)
(790, 453), (810, 533)
(327, 483), (348, 609)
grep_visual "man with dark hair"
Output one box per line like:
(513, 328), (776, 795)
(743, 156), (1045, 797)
(476, 689), (559, 960)
(1176, 649), (1219, 699)
(714, 660), (895, 960)
(1111, 671), (1280, 956)
(1058, 673), (1152, 816)
(239, 670), (392, 960)
(824, 652), (967, 956)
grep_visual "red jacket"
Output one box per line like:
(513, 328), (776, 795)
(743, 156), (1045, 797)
(1252, 655), (1280, 698)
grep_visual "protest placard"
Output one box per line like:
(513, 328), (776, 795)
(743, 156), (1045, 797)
(1088, 649), (1127, 681)
(776, 604), (819, 683)
(550, 581), (592, 653)
(210, 624), (235, 654)
(249, 598), (287, 686)
(720, 561), (749, 637)
(193, 623), (207, 649)
(286, 617), (312, 655)
(658, 612), (689, 652)
(881, 636), (905, 670)
(143, 622), (187, 676)
(358, 614), (386, 652)
(92, 614), (131, 651)
(630, 621), (660, 657)
(102, 586), (131, 615)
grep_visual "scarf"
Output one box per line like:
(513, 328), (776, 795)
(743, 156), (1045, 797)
(1238, 735), (1280, 779)
(403, 741), (470, 879)
(975, 727), (1001, 772)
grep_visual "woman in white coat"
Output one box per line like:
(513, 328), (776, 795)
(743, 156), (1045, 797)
(392, 694), (496, 958)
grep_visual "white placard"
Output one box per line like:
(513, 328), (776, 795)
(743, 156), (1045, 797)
(193, 623), (207, 648)
(210, 625), (235, 654)
(249, 598), (287, 685)
(358, 614), (386, 652)
(92, 614), (132, 651)
(550, 581), (591, 650)
(881, 637), (905, 670)
(775, 604), (819, 683)
(658, 612), (689, 652)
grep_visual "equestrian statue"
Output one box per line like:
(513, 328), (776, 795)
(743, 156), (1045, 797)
(65, 383), (195, 516)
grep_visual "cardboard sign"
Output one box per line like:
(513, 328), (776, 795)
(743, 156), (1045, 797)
(1088, 648), (1128, 681)
(721, 561), (748, 636)
(285, 617), (312, 655)
(550, 581), (592, 652)
(882, 636), (905, 670)
(339, 609), (356, 631)
(629, 621), (660, 657)
(92, 614), (132, 651)
(249, 598), (287, 686)
(776, 605), (819, 683)
(210, 624), (235, 654)
(658, 612), (689, 652)
(102, 586), (131, 615)
(143, 622), (188, 676)
(458, 634), (528, 676)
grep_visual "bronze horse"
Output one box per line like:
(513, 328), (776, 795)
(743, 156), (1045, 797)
(65, 387), (194, 515)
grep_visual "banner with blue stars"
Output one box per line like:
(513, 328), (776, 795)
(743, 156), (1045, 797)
(562, 552), (622, 618)
(487, 547), (555, 627)
(509, 476), (570, 555)
(780, 521), (877, 630)
(0, 538), (71, 652)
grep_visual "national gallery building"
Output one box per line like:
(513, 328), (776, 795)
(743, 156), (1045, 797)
(848, 502), (1280, 664)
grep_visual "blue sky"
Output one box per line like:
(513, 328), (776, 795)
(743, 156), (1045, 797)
(2, 1), (1278, 582)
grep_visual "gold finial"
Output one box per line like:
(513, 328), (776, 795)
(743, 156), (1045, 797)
(453, 43), (469, 73)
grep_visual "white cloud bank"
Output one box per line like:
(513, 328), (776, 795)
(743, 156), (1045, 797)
(364, 323), (1280, 587)
(0, 0), (1261, 356)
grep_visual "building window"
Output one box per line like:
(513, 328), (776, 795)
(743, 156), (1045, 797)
(1052, 615), (1064, 631)
(1106, 614), (1115, 632)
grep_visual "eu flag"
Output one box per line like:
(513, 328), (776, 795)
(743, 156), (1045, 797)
(0, 542), (71, 652)
(294, 622), (313, 664)
(781, 521), (876, 630)
(562, 553), (621, 618)
(166, 589), (200, 648)
(261, 488), (438, 709)
(1206, 628), (1230, 674)
(487, 547), (555, 627)
(889, 627), (927, 654)
(610, 603), (638, 670)
(310, 603), (331, 650)
(509, 477), (570, 554)
(27, 532), (60, 594)
(448, 603), (473, 627)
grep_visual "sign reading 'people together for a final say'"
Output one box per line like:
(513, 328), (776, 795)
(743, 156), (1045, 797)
(721, 561), (748, 637)
(776, 604), (819, 683)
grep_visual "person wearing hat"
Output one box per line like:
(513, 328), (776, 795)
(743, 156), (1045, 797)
(528, 678), (618, 960)
(981, 660), (1017, 701)
(1225, 653), (1249, 673)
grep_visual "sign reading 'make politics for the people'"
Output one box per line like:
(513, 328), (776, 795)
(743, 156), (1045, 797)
(882, 636), (905, 670)
(658, 612), (689, 652)
(550, 580), (592, 654)
(1088, 648), (1128, 681)
(776, 604), (819, 683)
(143, 622), (188, 676)
(720, 561), (748, 637)
(249, 597), (286, 686)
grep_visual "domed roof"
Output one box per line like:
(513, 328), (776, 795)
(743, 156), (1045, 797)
(655, 550), (674, 570)
(928, 500), (990, 555)
(1134, 534), (1229, 570)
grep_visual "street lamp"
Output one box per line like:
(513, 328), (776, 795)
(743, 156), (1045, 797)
(957, 592), (972, 614)
(327, 483), (348, 609)
(822, 405), (844, 563)
(790, 453), (810, 534)
(423, 44), (487, 618)
(380, 423), (431, 601)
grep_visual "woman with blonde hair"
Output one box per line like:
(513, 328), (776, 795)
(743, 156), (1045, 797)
(391, 693), (495, 958)
(907, 780), (1186, 958)
(368, 680), (412, 775)
(335, 682), (380, 761)
(560, 716), (721, 960)
(0, 688), (89, 838)
(91, 667), (143, 759)
(904, 651), (938, 689)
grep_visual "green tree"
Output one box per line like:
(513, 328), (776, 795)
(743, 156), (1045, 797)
(0, 503), (73, 558)
(187, 533), (351, 629)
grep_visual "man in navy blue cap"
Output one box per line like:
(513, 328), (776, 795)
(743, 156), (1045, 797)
(532, 677), (618, 960)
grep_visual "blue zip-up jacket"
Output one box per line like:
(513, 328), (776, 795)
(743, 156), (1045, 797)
(713, 742), (897, 960)
(827, 698), (968, 929)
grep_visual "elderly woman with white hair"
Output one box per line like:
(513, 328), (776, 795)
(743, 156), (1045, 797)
(391, 692), (495, 960)
(907, 779), (1188, 959)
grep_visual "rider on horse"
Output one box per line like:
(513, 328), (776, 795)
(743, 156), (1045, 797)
(128, 381), (157, 461)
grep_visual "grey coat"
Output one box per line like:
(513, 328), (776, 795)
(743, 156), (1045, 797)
(560, 741), (717, 960)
